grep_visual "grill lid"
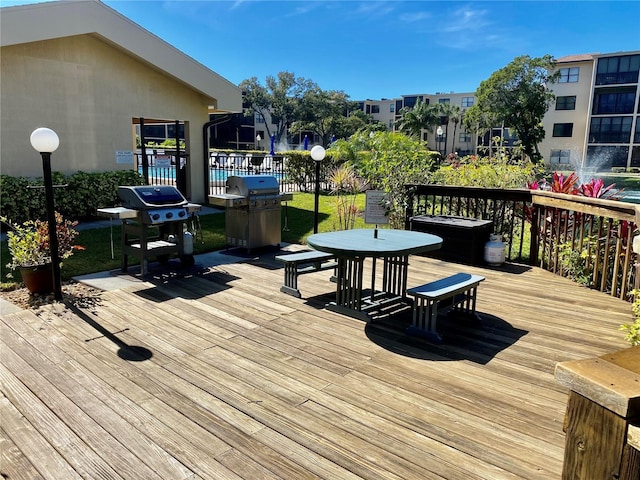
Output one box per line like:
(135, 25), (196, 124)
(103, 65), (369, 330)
(226, 175), (280, 197)
(118, 185), (187, 209)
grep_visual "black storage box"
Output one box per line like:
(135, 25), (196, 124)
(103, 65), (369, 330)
(410, 215), (494, 265)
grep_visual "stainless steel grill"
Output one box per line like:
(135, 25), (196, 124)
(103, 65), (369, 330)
(117, 185), (189, 225)
(98, 185), (201, 276)
(209, 175), (292, 251)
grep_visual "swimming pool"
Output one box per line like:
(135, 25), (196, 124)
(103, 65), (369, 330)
(138, 166), (284, 183)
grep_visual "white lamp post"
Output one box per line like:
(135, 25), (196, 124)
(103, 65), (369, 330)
(436, 126), (444, 156)
(310, 145), (326, 233)
(256, 134), (261, 150)
(30, 127), (62, 300)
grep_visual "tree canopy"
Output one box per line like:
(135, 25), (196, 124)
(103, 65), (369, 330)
(239, 72), (316, 145)
(290, 88), (369, 146)
(395, 100), (440, 141)
(464, 55), (559, 162)
(240, 72), (377, 147)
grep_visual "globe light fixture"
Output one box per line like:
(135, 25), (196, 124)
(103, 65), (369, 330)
(256, 134), (261, 150)
(436, 126), (444, 156)
(30, 127), (63, 300)
(310, 145), (326, 233)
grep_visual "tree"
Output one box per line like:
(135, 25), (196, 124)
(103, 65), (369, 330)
(395, 100), (440, 142)
(240, 72), (316, 146)
(331, 131), (438, 227)
(449, 106), (464, 154)
(464, 55), (559, 162)
(436, 103), (460, 155)
(290, 88), (367, 146)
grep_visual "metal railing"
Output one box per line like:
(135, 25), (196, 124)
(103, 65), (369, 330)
(404, 184), (532, 262)
(404, 184), (640, 301)
(135, 150), (334, 197)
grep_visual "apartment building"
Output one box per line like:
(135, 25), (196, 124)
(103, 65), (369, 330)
(361, 50), (640, 172)
(359, 92), (495, 157)
(541, 51), (640, 171)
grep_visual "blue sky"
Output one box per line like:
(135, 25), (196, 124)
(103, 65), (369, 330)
(4, 1), (640, 99)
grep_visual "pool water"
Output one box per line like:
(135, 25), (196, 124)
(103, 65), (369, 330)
(138, 166), (282, 182)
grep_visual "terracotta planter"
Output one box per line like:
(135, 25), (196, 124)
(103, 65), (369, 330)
(19, 264), (55, 294)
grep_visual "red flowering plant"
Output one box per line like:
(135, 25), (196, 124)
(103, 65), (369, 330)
(579, 177), (621, 199)
(2, 212), (84, 271)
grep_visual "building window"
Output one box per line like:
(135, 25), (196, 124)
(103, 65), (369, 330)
(556, 96), (576, 110)
(553, 123), (574, 137)
(371, 105), (380, 114)
(389, 104), (395, 113)
(389, 120), (394, 129)
(559, 67), (579, 83)
(438, 98), (450, 104)
(596, 54), (640, 85)
(592, 87), (636, 114)
(461, 97), (474, 107)
(255, 113), (265, 124)
(632, 146), (640, 167)
(143, 125), (166, 139)
(550, 149), (571, 165)
(589, 116), (633, 143)
(586, 146), (629, 169)
(459, 132), (472, 143)
(403, 96), (422, 108)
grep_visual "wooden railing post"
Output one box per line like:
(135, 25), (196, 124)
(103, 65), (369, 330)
(555, 346), (640, 479)
(530, 205), (539, 266)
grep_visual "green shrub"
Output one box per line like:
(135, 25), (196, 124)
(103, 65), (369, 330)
(1, 170), (145, 224)
(558, 239), (597, 286)
(330, 131), (437, 228)
(430, 150), (539, 188)
(280, 150), (342, 193)
(621, 289), (640, 346)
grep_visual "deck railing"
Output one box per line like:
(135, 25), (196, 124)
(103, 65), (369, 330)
(404, 184), (533, 262)
(404, 184), (640, 301)
(530, 191), (639, 301)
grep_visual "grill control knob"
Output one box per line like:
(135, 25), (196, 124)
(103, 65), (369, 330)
(166, 212), (173, 219)
(152, 213), (160, 221)
(178, 210), (186, 217)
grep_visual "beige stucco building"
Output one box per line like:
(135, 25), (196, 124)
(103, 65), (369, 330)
(0, 0), (241, 202)
(361, 51), (640, 171)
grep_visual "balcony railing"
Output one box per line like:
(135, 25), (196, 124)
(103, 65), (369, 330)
(405, 184), (640, 301)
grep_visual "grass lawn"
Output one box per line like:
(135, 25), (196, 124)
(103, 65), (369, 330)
(1, 192), (372, 288)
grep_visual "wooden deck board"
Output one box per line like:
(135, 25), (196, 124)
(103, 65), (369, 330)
(1, 251), (631, 479)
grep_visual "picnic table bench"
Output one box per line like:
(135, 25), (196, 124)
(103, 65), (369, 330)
(406, 272), (485, 343)
(275, 250), (338, 298)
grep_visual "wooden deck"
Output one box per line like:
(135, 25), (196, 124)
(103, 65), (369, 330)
(1, 248), (632, 479)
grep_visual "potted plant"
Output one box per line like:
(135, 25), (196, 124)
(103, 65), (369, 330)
(2, 212), (82, 293)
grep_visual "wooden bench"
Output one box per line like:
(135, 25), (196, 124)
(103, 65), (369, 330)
(406, 272), (485, 343)
(275, 250), (338, 298)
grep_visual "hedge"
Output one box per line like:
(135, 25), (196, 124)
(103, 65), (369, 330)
(1, 170), (145, 225)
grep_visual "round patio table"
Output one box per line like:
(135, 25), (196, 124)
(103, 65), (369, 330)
(307, 229), (442, 321)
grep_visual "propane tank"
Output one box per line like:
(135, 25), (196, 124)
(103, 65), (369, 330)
(182, 226), (193, 255)
(484, 234), (506, 266)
